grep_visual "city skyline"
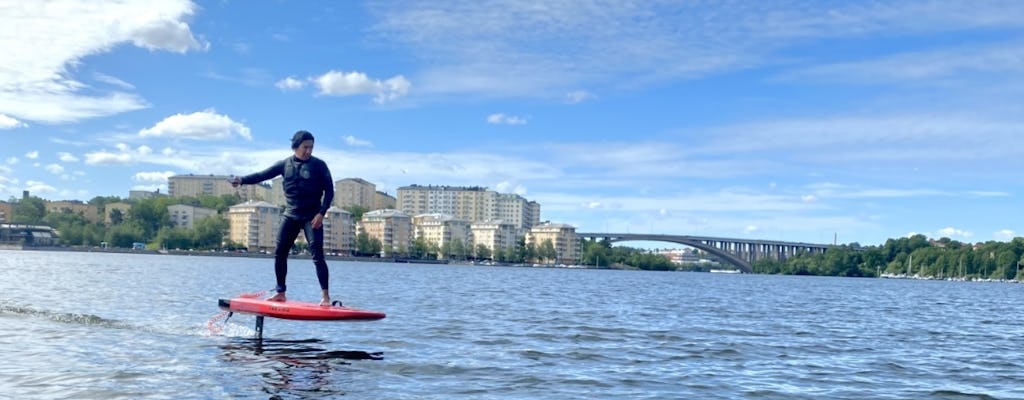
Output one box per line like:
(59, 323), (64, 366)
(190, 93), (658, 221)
(2, 1), (1024, 247)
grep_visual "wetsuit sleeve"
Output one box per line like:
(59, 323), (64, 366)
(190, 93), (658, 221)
(319, 160), (334, 215)
(240, 160), (285, 184)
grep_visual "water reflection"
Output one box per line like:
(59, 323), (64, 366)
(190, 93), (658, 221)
(219, 338), (383, 399)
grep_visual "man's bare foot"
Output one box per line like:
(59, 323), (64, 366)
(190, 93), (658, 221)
(267, 292), (287, 302)
(319, 296), (332, 307)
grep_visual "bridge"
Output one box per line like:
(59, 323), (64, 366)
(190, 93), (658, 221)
(576, 233), (832, 273)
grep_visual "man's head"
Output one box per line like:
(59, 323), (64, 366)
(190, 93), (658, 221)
(291, 130), (315, 160)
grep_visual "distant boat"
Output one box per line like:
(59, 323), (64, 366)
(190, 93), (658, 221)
(710, 269), (740, 274)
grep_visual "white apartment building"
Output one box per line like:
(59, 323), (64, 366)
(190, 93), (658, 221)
(167, 204), (217, 229)
(323, 206), (355, 254)
(334, 178), (376, 209)
(397, 185), (540, 231)
(412, 213), (471, 259)
(359, 209), (412, 256)
(526, 222), (581, 264)
(168, 174), (270, 202)
(227, 201), (281, 251)
(471, 219), (518, 256)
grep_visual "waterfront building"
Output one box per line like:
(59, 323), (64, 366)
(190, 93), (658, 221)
(0, 201), (11, 223)
(268, 176), (286, 207)
(167, 204), (217, 229)
(396, 185), (540, 231)
(45, 200), (101, 223)
(227, 201), (281, 251)
(323, 206), (355, 254)
(470, 219), (518, 257)
(526, 222), (580, 264)
(104, 202), (132, 224)
(168, 174), (270, 201)
(359, 209), (412, 256)
(412, 213), (471, 259)
(128, 189), (165, 200)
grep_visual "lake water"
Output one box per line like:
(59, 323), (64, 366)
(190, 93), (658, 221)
(1, 250), (1023, 399)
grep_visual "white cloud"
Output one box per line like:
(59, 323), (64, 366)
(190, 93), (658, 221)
(133, 171), (176, 183)
(84, 150), (133, 165)
(25, 180), (56, 194)
(0, 114), (28, 129)
(45, 164), (64, 174)
(487, 113), (527, 125)
(5, 157), (17, 165)
(0, 1), (207, 124)
(344, 135), (373, 147)
(565, 90), (594, 104)
(937, 226), (973, 239)
(93, 72), (135, 90)
(275, 76), (306, 91)
(58, 152), (79, 162)
(994, 229), (1016, 241)
(311, 70), (411, 103)
(140, 109), (252, 141)
(25, 151), (39, 159)
(801, 194), (817, 203)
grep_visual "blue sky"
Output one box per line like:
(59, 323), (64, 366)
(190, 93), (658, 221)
(2, 0), (1023, 246)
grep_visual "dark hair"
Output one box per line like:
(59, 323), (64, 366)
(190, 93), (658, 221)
(291, 130), (315, 149)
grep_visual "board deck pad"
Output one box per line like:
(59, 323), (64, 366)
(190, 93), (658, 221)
(218, 297), (386, 321)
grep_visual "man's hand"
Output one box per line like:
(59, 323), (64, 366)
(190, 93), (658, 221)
(312, 213), (324, 229)
(230, 176), (241, 187)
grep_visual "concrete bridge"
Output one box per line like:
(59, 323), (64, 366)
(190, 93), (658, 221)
(576, 233), (832, 273)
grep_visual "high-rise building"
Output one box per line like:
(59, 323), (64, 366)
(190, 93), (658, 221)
(168, 174), (270, 201)
(334, 178), (376, 209)
(526, 222), (580, 264)
(373, 191), (397, 210)
(396, 185), (539, 231)
(227, 200), (281, 251)
(412, 213), (471, 259)
(359, 209), (412, 256)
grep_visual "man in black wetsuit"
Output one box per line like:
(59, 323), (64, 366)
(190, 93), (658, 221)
(232, 130), (335, 306)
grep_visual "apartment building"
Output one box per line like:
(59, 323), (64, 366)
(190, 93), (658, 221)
(412, 213), (471, 259)
(334, 178), (376, 209)
(470, 219), (518, 256)
(359, 209), (412, 256)
(45, 200), (101, 223)
(227, 201), (281, 251)
(526, 222), (581, 264)
(323, 206), (355, 254)
(0, 201), (11, 223)
(104, 202), (132, 224)
(128, 189), (166, 200)
(167, 204), (217, 229)
(373, 191), (397, 210)
(397, 185), (540, 231)
(168, 174), (270, 201)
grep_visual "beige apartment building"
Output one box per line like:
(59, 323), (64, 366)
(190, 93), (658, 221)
(169, 174), (270, 202)
(412, 213), (471, 259)
(526, 222), (581, 264)
(167, 204), (217, 229)
(359, 209), (412, 256)
(45, 201), (101, 223)
(0, 201), (11, 223)
(373, 191), (397, 210)
(323, 206), (355, 254)
(334, 178), (376, 209)
(397, 185), (540, 231)
(471, 219), (518, 256)
(227, 201), (281, 251)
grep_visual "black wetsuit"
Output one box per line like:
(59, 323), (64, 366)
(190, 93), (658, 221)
(240, 155), (334, 293)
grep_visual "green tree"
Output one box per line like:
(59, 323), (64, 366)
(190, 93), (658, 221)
(12, 196), (46, 224)
(474, 243), (492, 261)
(538, 239), (557, 263)
(192, 216), (228, 249)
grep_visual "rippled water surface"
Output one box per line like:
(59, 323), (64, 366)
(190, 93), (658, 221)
(2, 250), (1024, 399)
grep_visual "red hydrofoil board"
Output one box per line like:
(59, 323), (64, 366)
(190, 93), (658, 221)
(218, 297), (386, 321)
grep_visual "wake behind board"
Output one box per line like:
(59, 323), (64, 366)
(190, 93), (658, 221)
(218, 297), (385, 321)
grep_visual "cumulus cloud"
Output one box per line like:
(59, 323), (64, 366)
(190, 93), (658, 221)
(487, 113), (528, 125)
(84, 150), (134, 165)
(994, 229), (1016, 241)
(134, 171), (176, 183)
(45, 164), (64, 174)
(25, 180), (56, 194)
(344, 135), (373, 147)
(565, 90), (594, 104)
(139, 109), (252, 141)
(275, 76), (306, 91)
(0, 1), (207, 124)
(0, 114), (28, 129)
(937, 226), (973, 238)
(310, 70), (411, 103)
(25, 151), (39, 159)
(58, 152), (79, 162)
